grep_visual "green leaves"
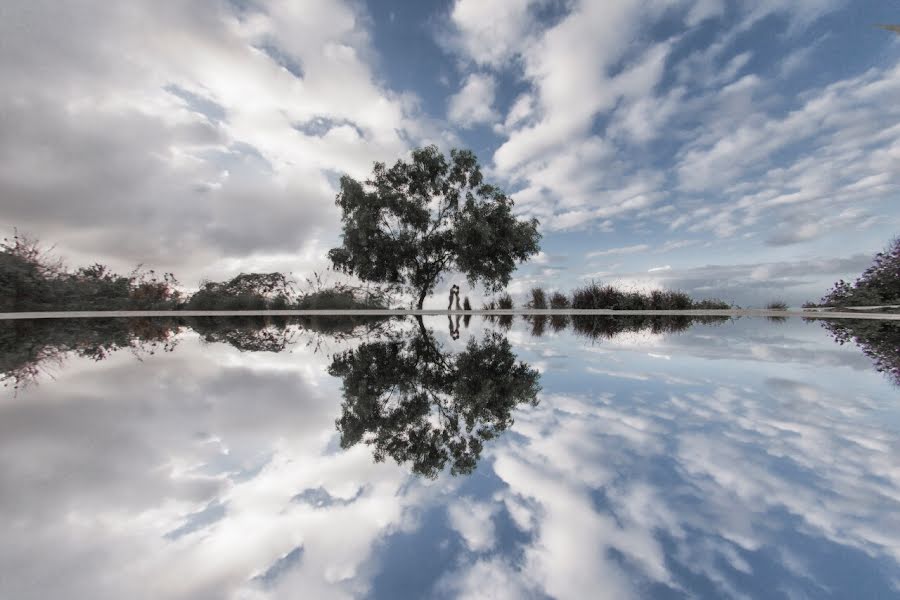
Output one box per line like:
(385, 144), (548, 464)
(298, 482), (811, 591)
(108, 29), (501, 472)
(328, 145), (541, 307)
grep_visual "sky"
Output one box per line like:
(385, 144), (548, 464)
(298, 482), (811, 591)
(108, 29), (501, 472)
(1, 0), (898, 307)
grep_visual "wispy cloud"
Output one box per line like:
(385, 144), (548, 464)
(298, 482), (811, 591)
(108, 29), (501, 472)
(587, 244), (650, 258)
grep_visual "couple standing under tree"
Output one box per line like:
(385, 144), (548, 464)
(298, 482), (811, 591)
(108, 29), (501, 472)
(448, 284), (461, 310)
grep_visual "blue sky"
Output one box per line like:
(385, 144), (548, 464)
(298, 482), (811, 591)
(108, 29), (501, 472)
(1, 0), (898, 306)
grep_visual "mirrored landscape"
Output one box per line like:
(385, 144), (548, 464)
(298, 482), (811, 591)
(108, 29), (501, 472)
(1, 315), (898, 599)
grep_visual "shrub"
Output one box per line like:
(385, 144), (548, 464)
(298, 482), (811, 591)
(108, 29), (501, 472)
(549, 291), (570, 309)
(766, 300), (788, 310)
(463, 296), (471, 311)
(692, 298), (732, 309)
(497, 293), (514, 309)
(528, 287), (547, 309)
(821, 236), (900, 306)
(571, 282), (622, 309)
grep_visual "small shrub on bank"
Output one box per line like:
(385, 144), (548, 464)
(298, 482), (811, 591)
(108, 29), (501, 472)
(766, 300), (788, 310)
(528, 287), (548, 309)
(570, 281), (732, 310)
(549, 291), (570, 309)
(463, 297), (471, 311)
(497, 293), (514, 309)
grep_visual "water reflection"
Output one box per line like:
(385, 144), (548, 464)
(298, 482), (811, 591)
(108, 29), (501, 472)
(330, 318), (540, 478)
(0, 315), (898, 598)
(3, 314), (899, 390)
(819, 319), (900, 386)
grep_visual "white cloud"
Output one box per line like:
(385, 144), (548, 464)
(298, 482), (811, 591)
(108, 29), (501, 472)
(447, 497), (499, 551)
(448, 73), (498, 127)
(587, 244), (650, 258)
(444, 0), (546, 68)
(0, 0), (445, 285)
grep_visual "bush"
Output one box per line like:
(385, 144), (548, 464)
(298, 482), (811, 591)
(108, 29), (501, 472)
(692, 298), (732, 309)
(497, 293), (514, 309)
(571, 282), (622, 309)
(0, 232), (182, 311)
(549, 291), (570, 309)
(570, 281), (732, 310)
(463, 297), (471, 311)
(822, 236), (900, 306)
(527, 287), (547, 309)
(766, 300), (788, 310)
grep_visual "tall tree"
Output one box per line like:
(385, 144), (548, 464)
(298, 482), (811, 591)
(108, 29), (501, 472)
(328, 146), (541, 308)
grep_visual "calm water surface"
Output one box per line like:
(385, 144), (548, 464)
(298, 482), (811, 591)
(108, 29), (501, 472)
(0, 316), (898, 599)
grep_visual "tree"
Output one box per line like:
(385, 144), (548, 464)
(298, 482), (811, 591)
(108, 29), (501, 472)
(186, 272), (295, 310)
(328, 146), (541, 308)
(821, 236), (900, 306)
(328, 321), (541, 478)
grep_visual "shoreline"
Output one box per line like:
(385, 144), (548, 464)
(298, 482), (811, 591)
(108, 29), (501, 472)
(1, 309), (898, 320)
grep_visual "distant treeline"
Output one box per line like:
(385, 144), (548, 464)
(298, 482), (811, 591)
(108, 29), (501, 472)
(0, 233), (390, 312)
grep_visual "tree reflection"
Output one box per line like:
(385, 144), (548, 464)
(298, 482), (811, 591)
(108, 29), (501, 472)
(328, 318), (541, 478)
(819, 319), (900, 386)
(0, 315), (392, 389)
(0, 318), (180, 390)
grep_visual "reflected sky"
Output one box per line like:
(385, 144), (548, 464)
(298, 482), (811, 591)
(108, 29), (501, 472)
(1, 316), (898, 599)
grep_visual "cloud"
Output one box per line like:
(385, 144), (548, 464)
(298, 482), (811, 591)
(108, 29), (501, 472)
(442, 0), (547, 68)
(447, 73), (498, 127)
(647, 265), (671, 272)
(606, 253), (876, 305)
(0, 0), (444, 285)
(0, 329), (450, 600)
(587, 244), (650, 258)
(447, 498), (499, 551)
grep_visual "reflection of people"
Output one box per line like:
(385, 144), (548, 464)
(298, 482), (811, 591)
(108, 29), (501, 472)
(448, 315), (460, 339)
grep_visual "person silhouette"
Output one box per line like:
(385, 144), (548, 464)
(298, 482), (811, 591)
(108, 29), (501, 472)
(448, 314), (460, 339)
(448, 284), (460, 310)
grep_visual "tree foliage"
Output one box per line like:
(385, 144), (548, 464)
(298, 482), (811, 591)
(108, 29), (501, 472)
(820, 319), (900, 387)
(328, 146), (541, 308)
(821, 237), (900, 306)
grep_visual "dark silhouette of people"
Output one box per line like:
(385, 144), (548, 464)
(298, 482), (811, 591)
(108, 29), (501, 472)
(448, 314), (461, 339)
(448, 284), (460, 310)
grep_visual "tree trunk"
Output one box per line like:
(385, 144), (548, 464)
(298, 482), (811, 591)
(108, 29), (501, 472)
(417, 288), (428, 309)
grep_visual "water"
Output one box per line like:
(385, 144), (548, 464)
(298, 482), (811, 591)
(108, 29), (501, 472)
(0, 315), (898, 599)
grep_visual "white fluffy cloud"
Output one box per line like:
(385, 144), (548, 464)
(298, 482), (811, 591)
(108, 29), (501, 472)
(447, 73), (498, 127)
(445, 0), (897, 258)
(0, 0), (446, 284)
